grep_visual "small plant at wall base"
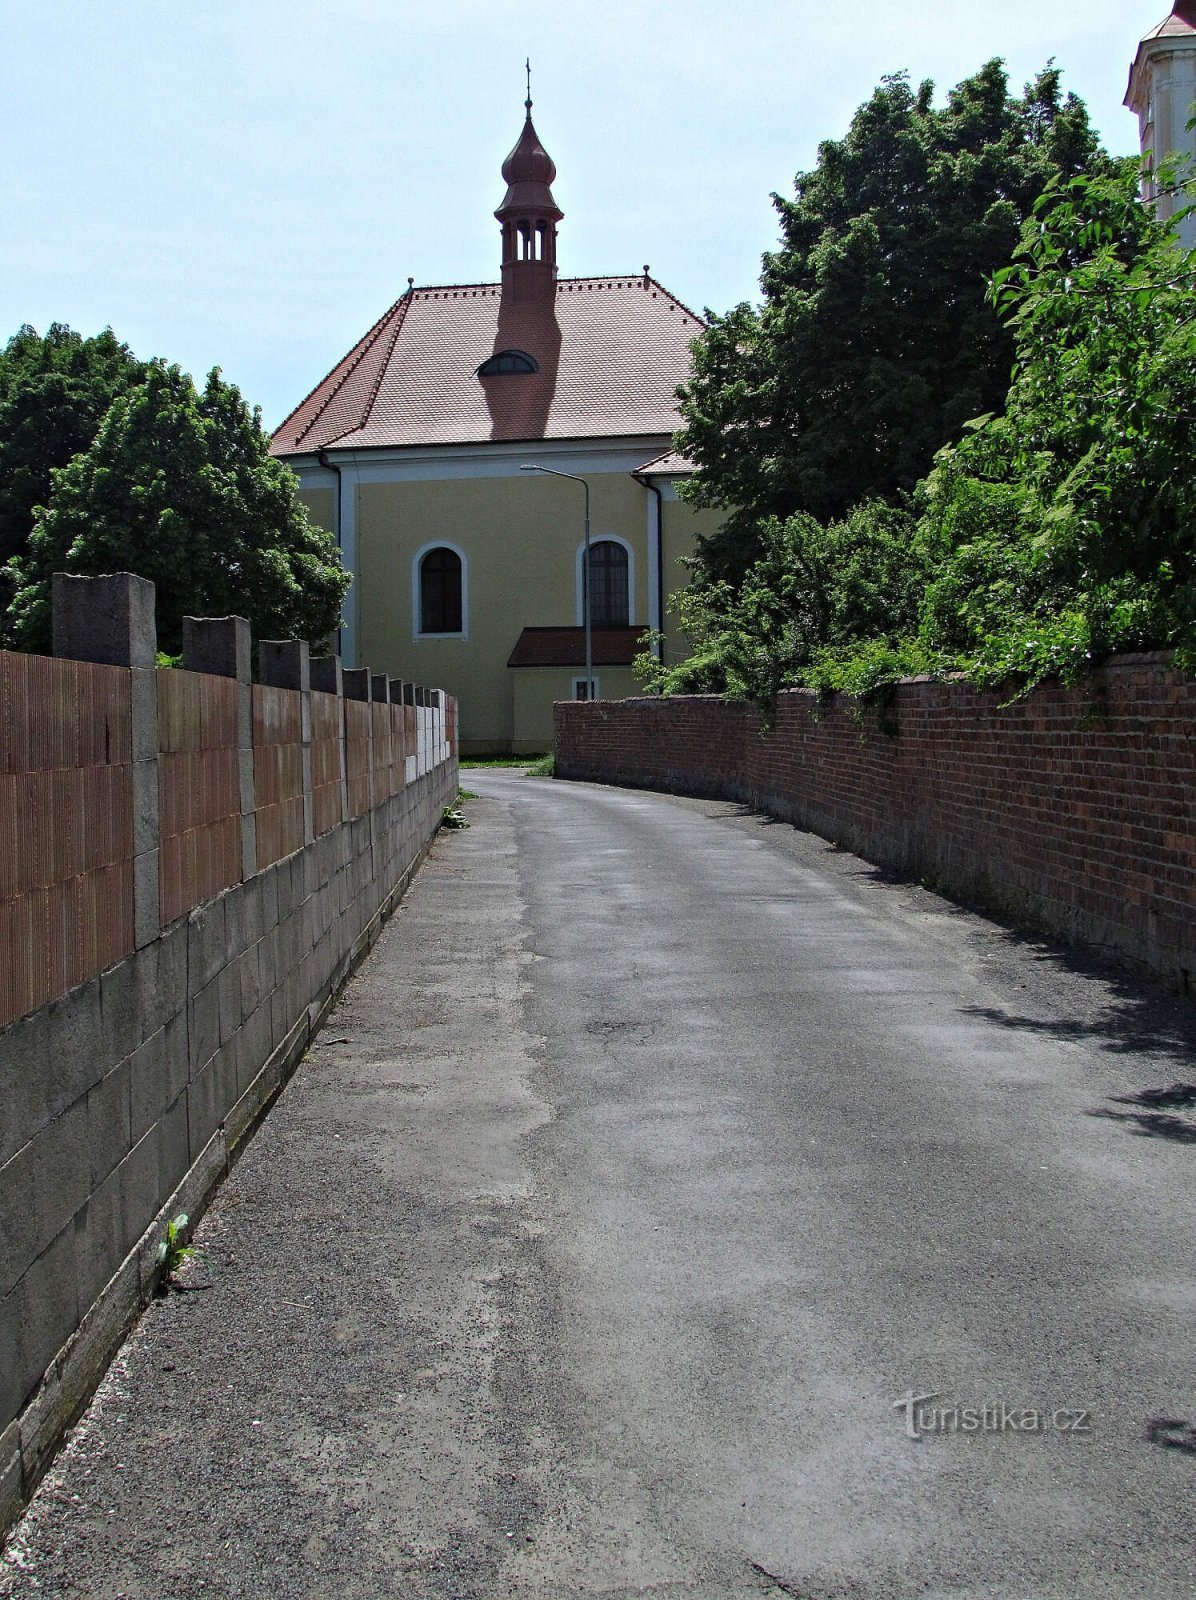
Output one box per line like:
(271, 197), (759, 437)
(156, 1213), (208, 1291)
(441, 805), (470, 829)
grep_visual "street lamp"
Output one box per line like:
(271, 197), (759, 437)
(520, 464), (595, 702)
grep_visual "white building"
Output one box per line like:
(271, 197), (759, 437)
(1126, 0), (1196, 246)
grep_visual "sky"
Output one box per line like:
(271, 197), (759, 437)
(0, 0), (1168, 431)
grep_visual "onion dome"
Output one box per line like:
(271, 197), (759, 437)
(496, 108), (563, 222)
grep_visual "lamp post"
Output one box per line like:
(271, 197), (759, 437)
(520, 464), (594, 702)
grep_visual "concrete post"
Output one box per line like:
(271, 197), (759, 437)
(182, 616), (256, 879)
(431, 688), (447, 761)
(389, 681), (406, 781)
(52, 572), (160, 948)
(259, 641), (313, 847)
(310, 655), (343, 697)
(401, 682), (417, 784)
(311, 655), (349, 826)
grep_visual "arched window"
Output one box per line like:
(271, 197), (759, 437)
(419, 546), (463, 635)
(588, 540), (629, 628)
(476, 349), (539, 377)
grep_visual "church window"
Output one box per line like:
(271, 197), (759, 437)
(588, 540), (629, 628)
(477, 349), (539, 376)
(419, 546), (464, 635)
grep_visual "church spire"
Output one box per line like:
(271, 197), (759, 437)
(495, 73), (563, 302)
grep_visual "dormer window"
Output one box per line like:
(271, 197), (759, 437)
(477, 349), (539, 377)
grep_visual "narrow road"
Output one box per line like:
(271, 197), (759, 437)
(3, 772), (1194, 1599)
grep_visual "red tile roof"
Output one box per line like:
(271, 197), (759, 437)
(506, 626), (645, 668)
(271, 276), (704, 456)
(1144, 0), (1196, 39)
(634, 448), (697, 477)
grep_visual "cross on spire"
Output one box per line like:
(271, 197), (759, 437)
(525, 57), (532, 114)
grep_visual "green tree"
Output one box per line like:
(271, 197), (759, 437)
(636, 500), (923, 705)
(6, 363), (350, 653)
(678, 61), (1106, 583)
(915, 158), (1196, 685)
(0, 324), (147, 574)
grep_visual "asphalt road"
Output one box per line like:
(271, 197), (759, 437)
(2, 771), (1194, 1599)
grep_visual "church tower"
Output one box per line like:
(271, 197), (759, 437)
(1126, 0), (1196, 247)
(495, 81), (564, 303)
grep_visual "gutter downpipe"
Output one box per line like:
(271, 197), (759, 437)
(317, 448), (344, 655)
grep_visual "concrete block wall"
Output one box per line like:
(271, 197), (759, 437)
(0, 575), (458, 1536)
(554, 655), (1196, 989)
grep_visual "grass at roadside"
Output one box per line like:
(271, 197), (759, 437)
(459, 756), (546, 768)
(458, 754), (555, 778)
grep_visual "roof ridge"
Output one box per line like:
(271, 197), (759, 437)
(289, 296), (406, 447)
(273, 295), (404, 442)
(642, 275), (707, 328)
(357, 292), (413, 434)
(552, 273), (707, 326)
(397, 273), (706, 322)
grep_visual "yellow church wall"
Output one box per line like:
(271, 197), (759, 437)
(659, 498), (723, 667)
(286, 460), (727, 752)
(298, 484), (334, 533)
(510, 666), (643, 752)
(354, 471), (654, 750)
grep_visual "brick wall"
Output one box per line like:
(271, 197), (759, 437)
(0, 576), (459, 1533)
(554, 654), (1196, 988)
(157, 669), (241, 924)
(0, 654), (135, 1021)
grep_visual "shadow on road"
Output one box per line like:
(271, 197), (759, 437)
(718, 800), (1196, 1147)
(1088, 1088), (1196, 1146)
(1148, 1417), (1196, 1454)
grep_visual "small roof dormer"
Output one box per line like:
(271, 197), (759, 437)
(496, 72), (563, 303)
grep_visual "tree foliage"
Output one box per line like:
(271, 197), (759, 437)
(0, 324), (147, 571)
(654, 158), (1196, 707)
(635, 500), (924, 704)
(678, 61), (1107, 583)
(6, 363), (349, 654)
(914, 158), (1196, 685)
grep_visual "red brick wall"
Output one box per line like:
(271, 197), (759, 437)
(158, 669), (241, 923)
(554, 654), (1196, 987)
(371, 700), (394, 801)
(310, 689), (344, 840)
(344, 700), (372, 818)
(0, 642), (460, 1034)
(0, 652), (134, 1024)
(252, 684), (305, 869)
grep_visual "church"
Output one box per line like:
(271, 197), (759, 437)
(271, 95), (725, 756)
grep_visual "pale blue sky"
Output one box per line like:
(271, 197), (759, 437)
(0, 0), (1165, 429)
